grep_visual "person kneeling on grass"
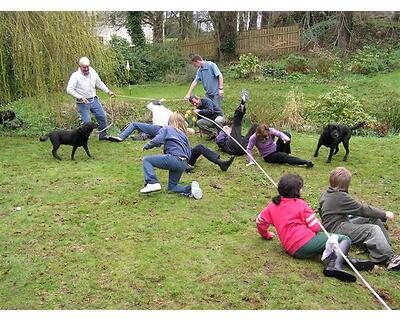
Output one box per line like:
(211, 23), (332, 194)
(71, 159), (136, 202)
(140, 112), (202, 199)
(319, 167), (400, 271)
(246, 124), (314, 168)
(256, 174), (375, 282)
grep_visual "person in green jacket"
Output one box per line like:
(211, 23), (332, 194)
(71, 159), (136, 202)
(319, 167), (400, 271)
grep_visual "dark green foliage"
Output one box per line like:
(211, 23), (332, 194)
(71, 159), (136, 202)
(110, 38), (186, 84)
(129, 43), (186, 84)
(262, 62), (288, 80)
(348, 45), (398, 75)
(286, 54), (309, 73)
(304, 86), (376, 129)
(125, 11), (145, 48)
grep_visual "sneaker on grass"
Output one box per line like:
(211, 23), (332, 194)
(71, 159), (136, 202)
(387, 254), (400, 270)
(241, 89), (249, 104)
(190, 181), (203, 200)
(140, 183), (161, 193)
(108, 136), (123, 142)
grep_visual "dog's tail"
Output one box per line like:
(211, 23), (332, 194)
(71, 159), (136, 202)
(350, 121), (365, 131)
(39, 134), (49, 142)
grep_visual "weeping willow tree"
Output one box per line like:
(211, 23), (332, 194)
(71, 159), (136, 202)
(0, 12), (117, 104)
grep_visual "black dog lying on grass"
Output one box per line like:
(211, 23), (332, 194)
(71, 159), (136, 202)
(40, 122), (98, 160)
(314, 121), (365, 163)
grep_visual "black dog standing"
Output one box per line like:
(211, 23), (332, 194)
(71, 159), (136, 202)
(40, 122), (98, 160)
(314, 121), (365, 163)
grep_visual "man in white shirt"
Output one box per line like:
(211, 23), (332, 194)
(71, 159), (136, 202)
(108, 100), (172, 142)
(66, 57), (116, 140)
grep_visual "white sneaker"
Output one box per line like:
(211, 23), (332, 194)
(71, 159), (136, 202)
(190, 181), (203, 200)
(241, 89), (249, 103)
(387, 254), (400, 270)
(140, 183), (161, 193)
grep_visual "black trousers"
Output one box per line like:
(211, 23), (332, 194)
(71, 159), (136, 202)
(226, 104), (258, 156)
(188, 144), (221, 166)
(264, 132), (308, 166)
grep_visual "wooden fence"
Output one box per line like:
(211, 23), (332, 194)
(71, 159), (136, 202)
(181, 25), (300, 60)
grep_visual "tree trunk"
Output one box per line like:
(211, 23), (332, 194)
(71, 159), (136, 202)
(179, 11), (193, 40)
(209, 11), (237, 61)
(337, 11), (353, 50)
(260, 11), (270, 29)
(248, 11), (258, 30)
(238, 11), (246, 32)
(153, 11), (164, 43)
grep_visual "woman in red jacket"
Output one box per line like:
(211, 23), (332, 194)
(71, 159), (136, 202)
(256, 174), (374, 282)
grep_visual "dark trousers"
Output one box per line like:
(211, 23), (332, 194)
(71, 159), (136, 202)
(188, 144), (221, 166)
(264, 132), (308, 166)
(227, 104), (258, 156)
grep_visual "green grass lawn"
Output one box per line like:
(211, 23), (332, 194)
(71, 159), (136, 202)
(1, 131), (399, 309)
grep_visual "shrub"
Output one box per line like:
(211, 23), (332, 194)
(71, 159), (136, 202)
(304, 86), (377, 130)
(286, 54), (308, 73)
(261, 62), (288, 80)
(163, 63), (197, 84)
(347, 45), (396, 75)
(229, 53), (261, 79)
(110, 38), (186, 84)
(308, 48), (342, 77)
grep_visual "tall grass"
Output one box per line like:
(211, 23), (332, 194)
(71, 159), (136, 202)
(0, 12), (117, 105)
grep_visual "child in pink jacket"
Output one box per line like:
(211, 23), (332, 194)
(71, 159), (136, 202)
(256, 174), (374, 282)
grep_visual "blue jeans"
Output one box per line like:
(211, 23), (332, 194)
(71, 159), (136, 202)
(206, 93), (222, 110)
(77, 97), (107, 140)
(119, 122), (161, 140)
(142, 154), (191, 195)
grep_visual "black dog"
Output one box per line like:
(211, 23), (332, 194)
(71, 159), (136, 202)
(40, 122), (98, 160)
(314, 121), (365, 163)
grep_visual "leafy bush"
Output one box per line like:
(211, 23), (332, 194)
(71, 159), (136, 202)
(348, 45), (396, 75)
(163, 63), (197, 84)
(261, 62), (288, 80)
(286, 54), (308, 73)
(308, 48), (342, 77)
(304, 86), (377, 130)
(229, 53), (261, 79)
(110, 37), (186, 84)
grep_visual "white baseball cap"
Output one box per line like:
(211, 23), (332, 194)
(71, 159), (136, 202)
(79, 57), (90, 66)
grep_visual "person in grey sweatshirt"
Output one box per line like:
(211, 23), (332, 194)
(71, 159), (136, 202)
(319, 167), (400, 270)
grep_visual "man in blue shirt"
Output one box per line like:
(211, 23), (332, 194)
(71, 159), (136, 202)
(184, 54), (224, 110)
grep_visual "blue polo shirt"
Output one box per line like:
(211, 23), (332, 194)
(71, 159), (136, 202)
(194, 61), (221, 96)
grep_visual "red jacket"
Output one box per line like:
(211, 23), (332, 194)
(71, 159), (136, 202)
(256, 197), (321, 256)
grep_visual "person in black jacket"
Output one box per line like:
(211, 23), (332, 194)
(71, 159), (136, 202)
(188, 95), (225, 140)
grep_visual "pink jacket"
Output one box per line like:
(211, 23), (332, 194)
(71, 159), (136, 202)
(256, 197), (321, 256)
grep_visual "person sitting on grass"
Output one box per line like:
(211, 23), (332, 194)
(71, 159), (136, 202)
(246, 124), (314, 168)
(215, 90), (258, 156)
(108, 100), (172, 142)
(319, 167), (400, 271)
(256, 174), (375, 283)
(140, 112), (202, 200)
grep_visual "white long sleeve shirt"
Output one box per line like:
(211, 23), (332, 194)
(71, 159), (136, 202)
(66, 67), (110, 100)
(146, 102), (172, 127)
